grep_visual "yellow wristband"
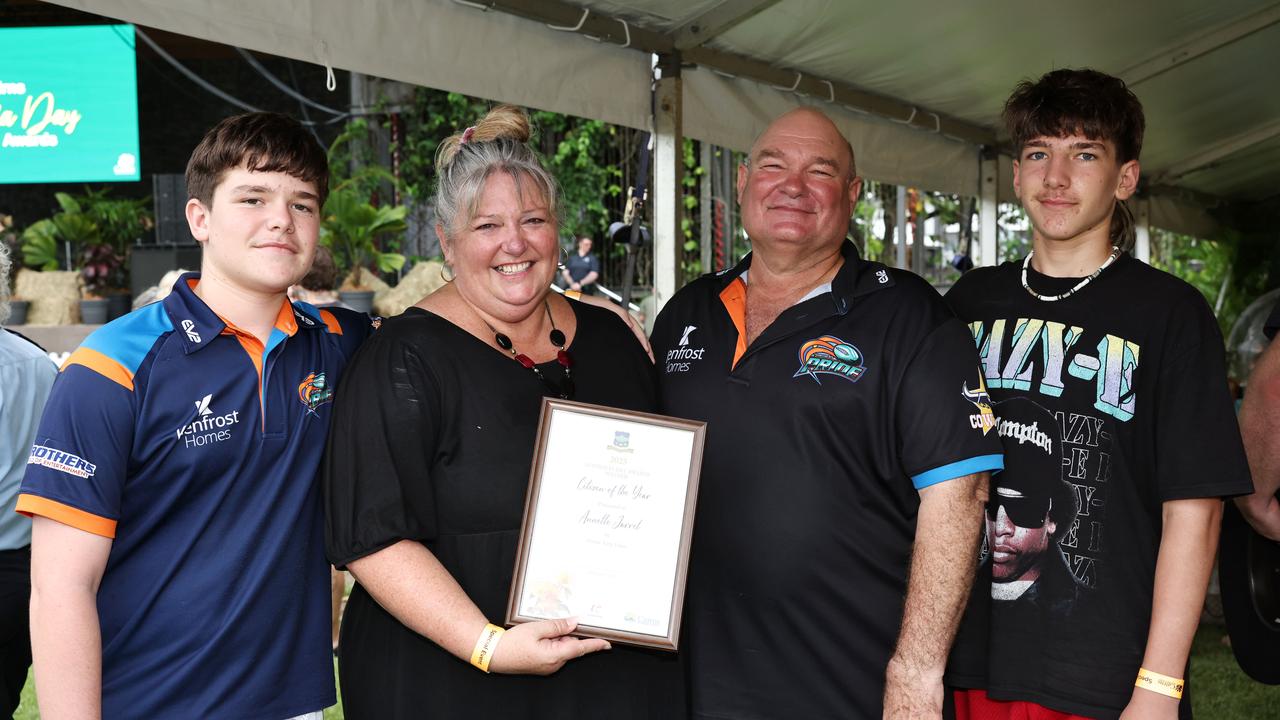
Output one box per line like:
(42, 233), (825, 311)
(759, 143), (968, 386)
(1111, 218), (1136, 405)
(565, 290), (582, 301)
(470, 623), (505, 673)
(1134, 667), (1184, 699)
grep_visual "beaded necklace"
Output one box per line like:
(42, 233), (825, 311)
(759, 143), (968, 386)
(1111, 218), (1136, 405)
(480, 299), (575, 399)
(1021, 245), (1121, 302)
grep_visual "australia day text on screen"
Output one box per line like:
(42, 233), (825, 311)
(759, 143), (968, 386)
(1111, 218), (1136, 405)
(0, 24), (141, 183)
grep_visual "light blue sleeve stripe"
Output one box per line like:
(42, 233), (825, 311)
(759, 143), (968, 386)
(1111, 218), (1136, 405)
(80, 302), (172, 373)
(911, 454), (1004, 490)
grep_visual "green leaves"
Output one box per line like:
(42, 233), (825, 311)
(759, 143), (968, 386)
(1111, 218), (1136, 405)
(20, 220), (61, 271)
(321, 186), (408, 287)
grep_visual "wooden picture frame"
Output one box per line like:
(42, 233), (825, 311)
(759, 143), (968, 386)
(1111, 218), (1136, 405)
(505, 398), (706, 651)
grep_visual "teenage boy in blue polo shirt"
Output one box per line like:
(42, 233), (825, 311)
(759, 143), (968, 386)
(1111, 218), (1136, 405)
(18, 113), (372, 720)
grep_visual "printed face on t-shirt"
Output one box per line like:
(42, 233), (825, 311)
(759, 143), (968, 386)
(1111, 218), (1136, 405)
(986, 488), (1057, 583)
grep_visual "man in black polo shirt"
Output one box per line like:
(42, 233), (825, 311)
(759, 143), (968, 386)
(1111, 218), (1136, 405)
(652, 107), (1004, 719)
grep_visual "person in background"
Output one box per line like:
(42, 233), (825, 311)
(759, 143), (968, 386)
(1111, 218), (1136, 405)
(561, 235), (600, 295)
(0, 241), (57, 717)
(292, 244), (352, 311)
(1237, 302), (1280, 541)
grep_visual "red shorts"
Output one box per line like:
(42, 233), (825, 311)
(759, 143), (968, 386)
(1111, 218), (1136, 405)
(953, 689), (1094, 720)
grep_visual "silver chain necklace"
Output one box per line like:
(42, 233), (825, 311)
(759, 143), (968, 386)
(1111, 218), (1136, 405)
(1021, 246), (1122, 302)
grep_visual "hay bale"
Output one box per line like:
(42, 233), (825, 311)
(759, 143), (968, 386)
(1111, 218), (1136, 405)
(375, 260), (445, 317)
(340, 268), (391, 294)
(14, 269), (81, 325)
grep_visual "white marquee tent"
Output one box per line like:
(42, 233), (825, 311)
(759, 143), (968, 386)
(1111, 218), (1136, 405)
(41, 0), (1280, 305)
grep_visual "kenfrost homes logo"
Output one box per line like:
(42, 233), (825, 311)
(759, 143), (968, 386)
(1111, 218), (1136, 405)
(176, 394), (241, 448)
(665, 325), (705, 373)
(793, 335), (866, 385)
(962, 374), (996, 435)
(181, 319), (201, 344)
(28, 445), (97, 479)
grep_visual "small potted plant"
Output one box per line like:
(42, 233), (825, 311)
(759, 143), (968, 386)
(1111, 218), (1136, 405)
(76, 187), (152, 319)
(79, 241), (125, 324)
(320, 121), (408, 313)
(321, 186), (407, 313)
(21, 193), (108, 323)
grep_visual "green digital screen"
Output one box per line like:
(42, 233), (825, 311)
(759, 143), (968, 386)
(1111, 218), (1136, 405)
(0, 24), (141, 184)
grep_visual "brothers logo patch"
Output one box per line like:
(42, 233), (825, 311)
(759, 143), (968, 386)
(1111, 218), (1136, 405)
(793, 335), (866, 385)
(298, 372), (333, 413)
(28, 445), (96, 478)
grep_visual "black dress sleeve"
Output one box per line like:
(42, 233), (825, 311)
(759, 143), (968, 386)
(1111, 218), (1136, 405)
(324, 321), (442, 567)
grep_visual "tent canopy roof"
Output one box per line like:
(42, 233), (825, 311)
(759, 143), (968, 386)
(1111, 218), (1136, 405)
(42, 0), (1280, 234)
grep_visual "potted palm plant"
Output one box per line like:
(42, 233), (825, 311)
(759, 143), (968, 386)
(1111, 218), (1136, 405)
(320, 119), (407, 313)
(321, 186), (407, 313)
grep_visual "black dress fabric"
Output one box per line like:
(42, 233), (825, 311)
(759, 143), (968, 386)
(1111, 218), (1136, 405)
(323, 301), (684, 720)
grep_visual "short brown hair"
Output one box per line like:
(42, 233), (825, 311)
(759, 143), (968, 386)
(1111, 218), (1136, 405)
(185, 112), (329, 207)
(300, 244), (339, 292)
(1003, 69), (1145, 163)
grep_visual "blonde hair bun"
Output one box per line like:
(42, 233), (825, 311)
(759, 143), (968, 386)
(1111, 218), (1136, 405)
(436, 105), (532, 169)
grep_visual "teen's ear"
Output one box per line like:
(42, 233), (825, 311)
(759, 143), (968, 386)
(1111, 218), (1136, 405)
(186, 198), (211, 244)
(1115, 159), (1140, 201)
(1011, 160), (1022, 201)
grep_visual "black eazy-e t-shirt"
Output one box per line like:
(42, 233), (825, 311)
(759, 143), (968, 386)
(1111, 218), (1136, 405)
(944, 254), (1252, 719)
(654, 241), (1004, 720)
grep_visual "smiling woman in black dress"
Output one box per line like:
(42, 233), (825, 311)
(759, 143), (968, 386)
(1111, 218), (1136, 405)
(322, 105), (683, 719)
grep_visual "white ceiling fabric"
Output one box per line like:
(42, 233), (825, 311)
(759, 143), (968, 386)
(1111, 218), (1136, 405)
(41, 0), (1280, 236)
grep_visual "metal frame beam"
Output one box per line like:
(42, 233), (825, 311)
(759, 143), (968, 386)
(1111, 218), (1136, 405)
(978, 149), (999, 266)
(1133, 197), (1151, 263)
(1156, 117), (1280, 182)
(1119, 2), (1280, 85)
(672, 0), (782, 50)
(653, 57), (683, 310)
(454, 0), (995, 146)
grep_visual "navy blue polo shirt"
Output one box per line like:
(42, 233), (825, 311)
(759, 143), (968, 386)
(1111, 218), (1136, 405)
(19, 273), (370, 719)
(652, 241), (1003, 720)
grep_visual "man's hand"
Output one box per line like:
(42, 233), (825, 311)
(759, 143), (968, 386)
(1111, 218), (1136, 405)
(884, 472), (987, 720)
(883, 655), (943, 719)
(1119, 686), (1180, 720)
(570, 282), (582, 291)
(570, 293), (653, 361)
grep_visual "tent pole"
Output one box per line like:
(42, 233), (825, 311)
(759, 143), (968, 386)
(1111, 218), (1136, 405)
(895, 185), (907, 269)
(653, 53), (683, 311)
(700, 141), (713, 275)
(979, 147), (999, 266)
(1134, 197), (1151, 263)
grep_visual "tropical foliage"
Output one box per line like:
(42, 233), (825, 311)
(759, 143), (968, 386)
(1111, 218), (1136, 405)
(322, 118), (407, 287)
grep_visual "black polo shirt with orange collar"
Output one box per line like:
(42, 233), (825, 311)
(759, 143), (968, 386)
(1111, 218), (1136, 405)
(653, 240), (1003, 719)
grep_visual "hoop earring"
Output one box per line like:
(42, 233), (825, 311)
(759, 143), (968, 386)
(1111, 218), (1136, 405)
(558, 245), (569, 271)
(440, 263), (455, 283)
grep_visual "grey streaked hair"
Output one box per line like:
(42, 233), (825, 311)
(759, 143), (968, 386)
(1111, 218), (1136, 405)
(0, 240), (11, 326)
(434, 105), (560, 242)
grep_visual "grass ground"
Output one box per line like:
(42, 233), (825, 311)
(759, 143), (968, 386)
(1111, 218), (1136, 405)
(12, 623), (1280, 718)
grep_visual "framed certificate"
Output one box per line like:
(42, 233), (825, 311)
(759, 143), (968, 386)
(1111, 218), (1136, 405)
(506, 398), (706, 651)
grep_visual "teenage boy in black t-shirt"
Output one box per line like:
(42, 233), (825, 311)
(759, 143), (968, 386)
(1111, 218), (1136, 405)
(943, 69), (1252, 720)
